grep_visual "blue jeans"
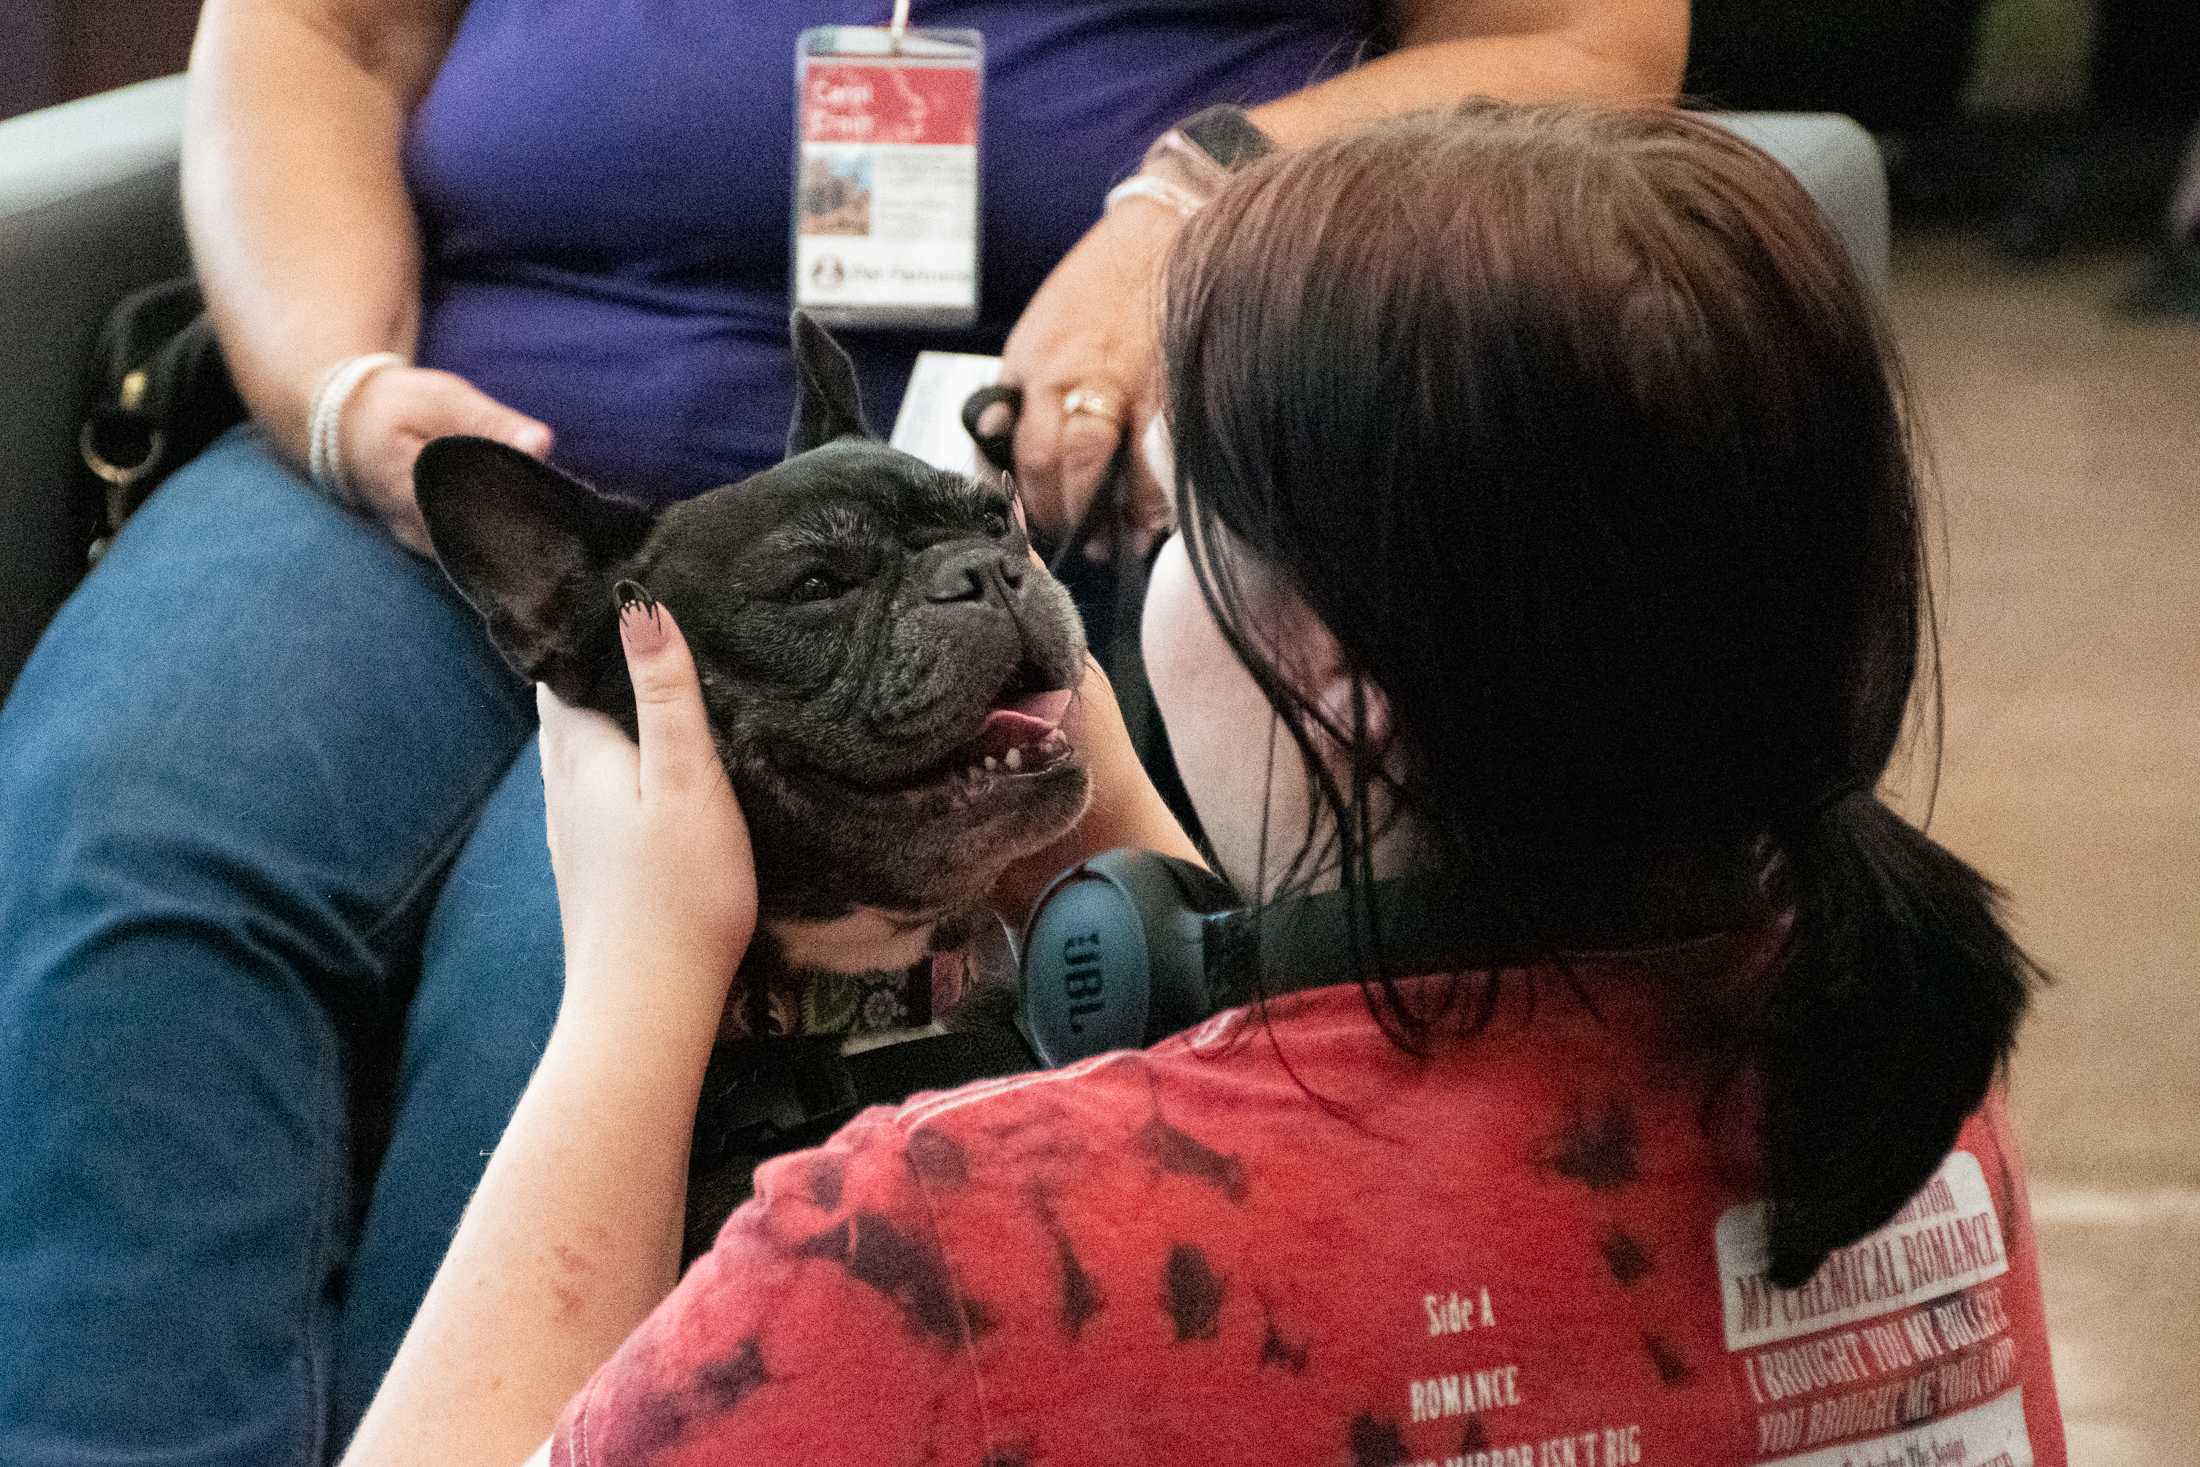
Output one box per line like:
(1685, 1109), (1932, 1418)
(0, 430), (565, 1465)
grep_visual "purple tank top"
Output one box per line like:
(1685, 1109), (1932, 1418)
(404, 1), (1379, 504)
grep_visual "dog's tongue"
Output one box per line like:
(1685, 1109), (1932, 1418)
(975, 689), (1073, 757)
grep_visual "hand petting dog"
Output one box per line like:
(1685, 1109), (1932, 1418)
(346, 314), (1203, 1467)
(538, 592), (756, 1037)
(345, 599), (744, 1467)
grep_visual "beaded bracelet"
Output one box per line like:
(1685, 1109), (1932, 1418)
(306, 351), (406, 504)
(1103, 174), (1208, 221)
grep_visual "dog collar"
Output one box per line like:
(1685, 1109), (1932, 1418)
(721, 912), (1009, 1041)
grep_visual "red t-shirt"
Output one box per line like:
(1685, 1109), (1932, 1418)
(552, 952), (2065, 1467)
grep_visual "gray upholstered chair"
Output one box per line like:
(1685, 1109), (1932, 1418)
(1, 77), (190, 696)
(0, 78), (1890, 699)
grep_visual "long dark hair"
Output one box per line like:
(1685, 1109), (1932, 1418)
(1161, 101), (2041, 1287)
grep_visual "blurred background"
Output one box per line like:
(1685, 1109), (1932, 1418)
(6, 0), (2195, 1459)
(1, 0), (197, 124)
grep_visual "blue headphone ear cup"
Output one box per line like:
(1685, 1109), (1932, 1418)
(1020, 865), (1149, 1066)
(1018, 850), (1240, 1066)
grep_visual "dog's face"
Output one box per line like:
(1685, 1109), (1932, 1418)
(415, 314), (1090, 921)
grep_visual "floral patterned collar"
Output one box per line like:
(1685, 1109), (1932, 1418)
(720, 912), (1012, 1041)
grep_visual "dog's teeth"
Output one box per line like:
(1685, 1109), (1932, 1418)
(1004, 746), (1023, 771)
(983, 755), (999, 771)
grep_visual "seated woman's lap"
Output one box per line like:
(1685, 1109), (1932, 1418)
(0, 427), (542, 1466)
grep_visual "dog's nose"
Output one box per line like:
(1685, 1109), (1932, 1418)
(927, 548), (1022, 604)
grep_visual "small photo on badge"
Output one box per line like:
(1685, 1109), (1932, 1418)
(799, 156), (873, 237)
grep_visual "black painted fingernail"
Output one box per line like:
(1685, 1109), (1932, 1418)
(613, 578), (657, 623)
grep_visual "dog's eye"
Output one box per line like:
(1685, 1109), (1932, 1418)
(981, 509), (1011, 538)
(790, 572), (841, 603)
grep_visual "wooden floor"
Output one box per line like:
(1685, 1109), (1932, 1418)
(1884, 229), (2200, 1462)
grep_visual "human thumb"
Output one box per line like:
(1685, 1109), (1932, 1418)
(613, 583), (720, 797)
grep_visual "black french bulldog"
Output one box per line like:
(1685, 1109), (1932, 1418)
(413, 313), (1091, 1253)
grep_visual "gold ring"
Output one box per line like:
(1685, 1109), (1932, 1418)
(1061, 386), (1125, 426)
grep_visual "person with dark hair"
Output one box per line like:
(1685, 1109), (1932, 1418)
(0, 7), (1688, 1466)
(358, 103), (2061, 1466)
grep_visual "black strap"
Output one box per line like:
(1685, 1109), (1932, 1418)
(684, 1027), (1033, 1262)
(848, 1023), (1038, 1099)
(1175, 104), (1278, 171)
(1094, 458), (1160, 764)
(690, 1025), (1038, 1175)
(961, 384), (1021, 473)
(1200, 868), (1778, 1011)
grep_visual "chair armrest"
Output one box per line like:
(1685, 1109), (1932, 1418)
(0, 74), (190, 700)
(1712, 112), (1892, 293)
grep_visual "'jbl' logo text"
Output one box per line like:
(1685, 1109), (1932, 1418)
(1061, 932), (1104, 1033)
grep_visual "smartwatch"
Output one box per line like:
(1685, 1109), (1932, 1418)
(1112, 105), (1277, 218)
(1170, 104), (1277, 173)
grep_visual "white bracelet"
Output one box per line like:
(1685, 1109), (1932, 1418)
(307, 352), (406, 504)
(1104, 174), (1207, 221)
(1145, 128), (1235, 195)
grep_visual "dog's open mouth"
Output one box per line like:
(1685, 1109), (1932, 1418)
(938, 687), (1077, 799)
(895, 654), (1084, 802)
(788, 664), (1084, 802)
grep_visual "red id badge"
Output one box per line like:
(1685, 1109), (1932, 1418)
(793, 25), (983, 329)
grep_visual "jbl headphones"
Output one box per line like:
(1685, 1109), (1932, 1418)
(691, 848), (1458, 1216)
(1017, 847), (1496, 1066)
(695, 846), (1749, 1173)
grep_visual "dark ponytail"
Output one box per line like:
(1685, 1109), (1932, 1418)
(1760, 791), (2041, 1286)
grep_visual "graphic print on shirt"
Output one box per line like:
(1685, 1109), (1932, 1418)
(1391, 1270), (1651, 1467)
(1719, 1150), (2034, 1466)
(935, 1070), (1731, 1467)
(1360, 1095), (1656, 1467)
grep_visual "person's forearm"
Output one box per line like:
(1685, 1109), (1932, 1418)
(1248, 0), (1688, 148)
(339, 974), (723, 1467)
(183, 0), (455, 462)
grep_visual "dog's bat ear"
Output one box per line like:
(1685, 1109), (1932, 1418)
(785, 309), (873, 457)
(414, 435), (657, 699)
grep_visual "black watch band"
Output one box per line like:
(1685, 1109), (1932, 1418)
(1174, 104), (1277, 172)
